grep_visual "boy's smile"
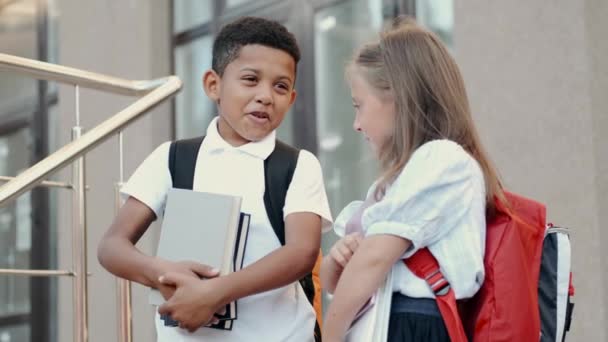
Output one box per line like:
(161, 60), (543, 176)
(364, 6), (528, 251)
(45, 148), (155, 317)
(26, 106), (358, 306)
(203, 44), (297, 147)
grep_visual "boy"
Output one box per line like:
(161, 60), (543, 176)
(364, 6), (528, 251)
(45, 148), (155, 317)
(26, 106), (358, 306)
(97, 17), (332, 341)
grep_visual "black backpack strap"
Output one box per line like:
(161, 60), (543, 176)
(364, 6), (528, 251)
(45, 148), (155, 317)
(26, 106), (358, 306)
(168, 136), (205, 190)
(263, 141), (321, 342)
(162, 136), (205, 326)
(263, 139), (300, 245)
(169, 137), (320, 340)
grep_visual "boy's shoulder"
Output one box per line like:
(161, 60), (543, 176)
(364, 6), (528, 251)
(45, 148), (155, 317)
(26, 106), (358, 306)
(165, 136), (323, 174)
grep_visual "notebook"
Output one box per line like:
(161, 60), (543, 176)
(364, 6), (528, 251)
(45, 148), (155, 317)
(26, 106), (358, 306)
(149, 188), (243, 306)
(346, 268), (394, 341)
(162, 212), (251, 330)
(211, 213), (251, 324)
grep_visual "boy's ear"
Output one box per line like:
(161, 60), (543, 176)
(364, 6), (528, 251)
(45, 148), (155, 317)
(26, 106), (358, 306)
(289, 89), (297, 106)
(203, 70), (221, 102)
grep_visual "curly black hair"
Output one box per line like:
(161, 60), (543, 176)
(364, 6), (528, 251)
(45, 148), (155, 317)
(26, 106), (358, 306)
(212, 16), (301, 76)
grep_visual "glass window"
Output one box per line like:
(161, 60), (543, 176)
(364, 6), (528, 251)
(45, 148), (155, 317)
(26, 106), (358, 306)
(174, 35), (215, 139)
(0, 1), (58, 340)
(47, 0), (60, 95)
(315, 0), (384, 231)
(276, 108), (294, 143)
(0, 0), (38, 121)
(173, 1), (213, 33)
(415, 0), (453, 48)
(0, 128), (33, 321)
(0, 324), (30, 342)
(314, 0), (390, 314)
(226, 0), (254, 8)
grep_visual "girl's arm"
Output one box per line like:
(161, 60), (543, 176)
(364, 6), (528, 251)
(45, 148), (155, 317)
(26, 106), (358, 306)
(320, 232), (363, 294)
(320, 255), (343, 294)
(323, 234), (410, 341)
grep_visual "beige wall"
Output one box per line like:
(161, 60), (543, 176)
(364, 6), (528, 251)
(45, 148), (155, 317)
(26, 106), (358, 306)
(56, 1), (171, 341)
(586, 0), (608, 339)
(455, 0), (607, 340)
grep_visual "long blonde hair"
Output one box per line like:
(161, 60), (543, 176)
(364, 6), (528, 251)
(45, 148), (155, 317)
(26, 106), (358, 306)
(349, 16), (504, 211)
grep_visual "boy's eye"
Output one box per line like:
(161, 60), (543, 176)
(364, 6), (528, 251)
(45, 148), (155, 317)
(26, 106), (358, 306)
(276, 83), (289, 91)
(242, 76), (257, 83)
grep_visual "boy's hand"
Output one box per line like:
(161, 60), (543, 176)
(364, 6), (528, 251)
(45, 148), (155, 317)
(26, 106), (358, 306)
(329, 233), (363, 268)
(153, 259), (219, 300)
(157, 273), (228, 332)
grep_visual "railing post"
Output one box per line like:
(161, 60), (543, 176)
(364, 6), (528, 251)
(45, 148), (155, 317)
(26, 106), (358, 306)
(0, 53), (182, 341)
(116, 131), (133, 342)
(72, 85), (89, 342)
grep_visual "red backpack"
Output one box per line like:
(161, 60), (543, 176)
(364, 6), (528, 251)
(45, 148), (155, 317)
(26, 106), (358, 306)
(405, 191), (575, 341)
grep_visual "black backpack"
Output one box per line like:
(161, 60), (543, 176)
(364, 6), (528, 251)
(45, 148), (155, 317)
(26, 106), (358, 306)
(168, 136), (321, 341)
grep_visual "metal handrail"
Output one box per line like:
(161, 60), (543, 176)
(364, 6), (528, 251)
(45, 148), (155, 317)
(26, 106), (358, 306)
(0, 176), (73, 189)
(0, 53), (167, 96)
(0, 53), (182, 342)
(0, 54), (182, 206)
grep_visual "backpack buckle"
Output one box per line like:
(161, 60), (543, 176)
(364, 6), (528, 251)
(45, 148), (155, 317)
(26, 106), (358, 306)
(424, 269), (451, 296)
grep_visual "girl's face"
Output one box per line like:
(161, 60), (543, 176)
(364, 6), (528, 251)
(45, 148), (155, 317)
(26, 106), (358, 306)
(349, 71), (396, 156)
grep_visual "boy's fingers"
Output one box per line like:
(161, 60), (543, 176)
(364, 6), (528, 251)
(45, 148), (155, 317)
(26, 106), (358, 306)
(158, 284), (175, 301)
(179, 322), (191, 331)
(217, 306), (227, 316)
(188, 262), (220, 279)
(158, 276), (172, 286)
(159, 272), (190, 287)
(158, 302), (171, 315)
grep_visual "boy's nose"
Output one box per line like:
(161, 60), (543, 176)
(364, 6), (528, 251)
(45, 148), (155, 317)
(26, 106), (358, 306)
(255, 87), (273, 106)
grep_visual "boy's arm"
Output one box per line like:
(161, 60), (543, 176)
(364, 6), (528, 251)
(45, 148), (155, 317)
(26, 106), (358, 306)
(97, 197), (158, 286)
(97, 197), (218, 297)
(218, 211), (322, 300)
(158, 211), (322, 332)
(322, 234), (410, 342)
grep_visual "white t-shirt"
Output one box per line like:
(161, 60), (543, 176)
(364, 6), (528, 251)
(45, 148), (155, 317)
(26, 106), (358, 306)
(121, 117), (333, 342)
(333, 139), (486, 299)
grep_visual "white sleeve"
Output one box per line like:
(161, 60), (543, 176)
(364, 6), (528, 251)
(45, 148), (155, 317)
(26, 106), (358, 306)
(120, 141), (172, 219)
(283, 150), (334, 232)
(332, 200), (365, 237)
(362, 140), (477, 257)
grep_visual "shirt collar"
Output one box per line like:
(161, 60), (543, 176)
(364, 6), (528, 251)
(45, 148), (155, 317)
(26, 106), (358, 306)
(204, 116), (276, 160)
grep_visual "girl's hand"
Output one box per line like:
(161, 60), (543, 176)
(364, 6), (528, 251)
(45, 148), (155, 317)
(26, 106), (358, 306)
(329, 232), (363, 268)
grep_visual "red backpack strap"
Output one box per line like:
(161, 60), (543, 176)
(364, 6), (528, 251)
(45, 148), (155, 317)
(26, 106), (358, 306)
(404, 248), (468, 342)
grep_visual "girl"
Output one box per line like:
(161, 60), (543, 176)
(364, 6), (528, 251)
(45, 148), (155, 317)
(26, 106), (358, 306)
(321, 17), (503, 342)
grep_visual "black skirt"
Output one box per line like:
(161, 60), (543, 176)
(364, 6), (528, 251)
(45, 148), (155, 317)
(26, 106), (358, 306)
(387, 293), (450, 342)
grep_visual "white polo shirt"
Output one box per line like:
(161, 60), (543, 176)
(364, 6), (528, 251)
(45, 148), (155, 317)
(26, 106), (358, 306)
(333, 140), (487, 300)
(121, 117), (333, 342)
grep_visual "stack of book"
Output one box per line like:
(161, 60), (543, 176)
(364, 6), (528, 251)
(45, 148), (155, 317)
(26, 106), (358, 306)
(345, 268), (394, 341)
(149, 188), (251, 331)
